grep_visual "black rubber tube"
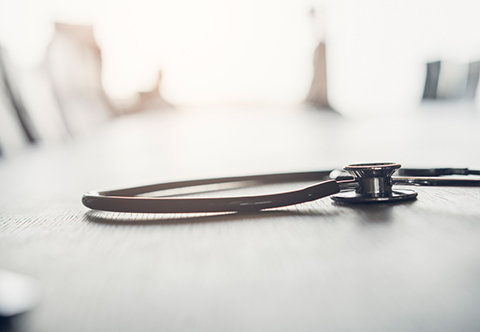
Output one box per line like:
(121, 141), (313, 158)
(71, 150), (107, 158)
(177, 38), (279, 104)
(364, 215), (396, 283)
(82, 171), (339, 213)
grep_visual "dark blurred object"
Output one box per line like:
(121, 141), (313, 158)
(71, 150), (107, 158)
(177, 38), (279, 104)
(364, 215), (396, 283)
(0, 269), (40, 332)
(422, 60), (480, 101)
(0, 316), (12, 332)
(46, 23), (117, 136)
(422, 61), (441, 100)
(0, 47), (38, 157)
(465, 61), (480, 99)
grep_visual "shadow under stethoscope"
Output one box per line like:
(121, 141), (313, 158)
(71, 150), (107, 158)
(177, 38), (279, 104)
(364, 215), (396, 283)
(83, 196), (417, 226)
(83, 208), (340, 226)
(332, 198), (418, 223)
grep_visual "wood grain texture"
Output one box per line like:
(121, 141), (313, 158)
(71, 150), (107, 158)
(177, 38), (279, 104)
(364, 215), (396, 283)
(1, 104), (480, 332)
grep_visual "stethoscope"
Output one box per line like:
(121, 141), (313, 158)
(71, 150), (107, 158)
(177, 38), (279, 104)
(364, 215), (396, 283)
(82, 162), (480, 213)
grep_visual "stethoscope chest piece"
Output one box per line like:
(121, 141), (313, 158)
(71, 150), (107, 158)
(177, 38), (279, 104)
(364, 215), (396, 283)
(332, 162), (418, 203)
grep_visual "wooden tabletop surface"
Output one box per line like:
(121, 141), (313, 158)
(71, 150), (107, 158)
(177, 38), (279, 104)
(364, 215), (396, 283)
(1, 104), (479, 332)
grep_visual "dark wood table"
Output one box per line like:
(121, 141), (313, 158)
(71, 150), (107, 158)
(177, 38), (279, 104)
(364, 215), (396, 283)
(1, 104), (479, 332)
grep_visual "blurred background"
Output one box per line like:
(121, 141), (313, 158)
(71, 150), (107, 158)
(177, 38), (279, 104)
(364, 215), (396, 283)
(0, 0), (480, 156)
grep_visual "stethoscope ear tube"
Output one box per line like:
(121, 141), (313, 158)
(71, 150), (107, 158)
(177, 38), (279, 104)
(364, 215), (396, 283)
(82, 179), (340, 213)
(397, 167), (480, 176)
(393, 177), (480, 187)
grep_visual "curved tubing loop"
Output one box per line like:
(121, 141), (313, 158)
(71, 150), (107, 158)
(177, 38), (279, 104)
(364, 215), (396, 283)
(82, 171), (340, 213)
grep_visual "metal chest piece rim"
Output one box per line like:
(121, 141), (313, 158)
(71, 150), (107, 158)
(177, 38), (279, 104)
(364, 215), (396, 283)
(331, 162), (418, 203)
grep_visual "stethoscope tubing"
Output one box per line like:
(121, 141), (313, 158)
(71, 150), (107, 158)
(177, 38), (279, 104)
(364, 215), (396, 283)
(82, 168), (480, 214)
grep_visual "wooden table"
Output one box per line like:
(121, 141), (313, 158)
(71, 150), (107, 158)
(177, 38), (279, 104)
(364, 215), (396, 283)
(1, 104), (480, 332)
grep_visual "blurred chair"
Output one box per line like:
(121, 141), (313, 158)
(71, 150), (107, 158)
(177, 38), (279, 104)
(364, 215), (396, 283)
(113, 69), (174, 114)
(127, 70), (173, 113)
(422, 61), (441, 100)
(45, 23), (117, 136)
(18, 63), (72, 143)
(465, 61), (480, 99)
(305, 8), (332, 110)
(422, 60), (480, 101)
(0, 46), (38, 157)
(305, 41), (331, 109)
